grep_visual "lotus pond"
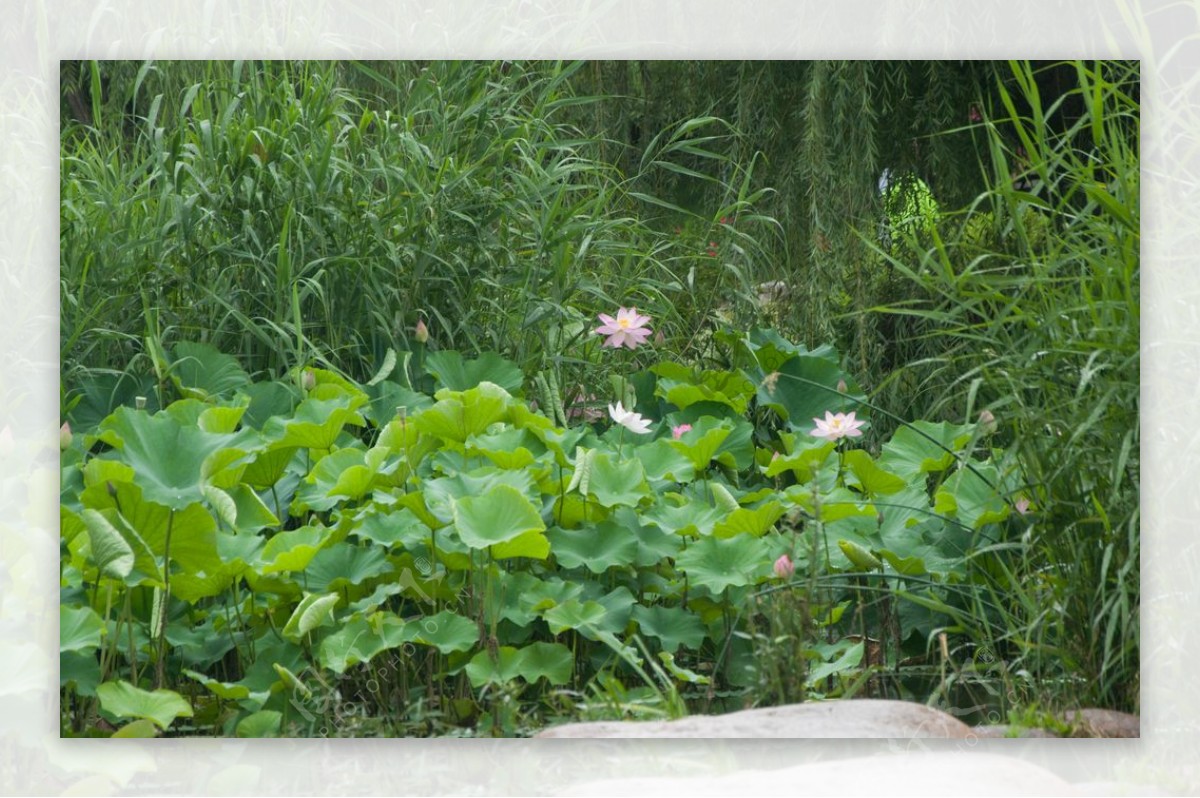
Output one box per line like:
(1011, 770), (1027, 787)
(60, 330), (1041, 737)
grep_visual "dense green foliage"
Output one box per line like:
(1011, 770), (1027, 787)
(60, 59), (1139, 734)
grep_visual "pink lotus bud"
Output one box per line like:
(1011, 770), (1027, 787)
(671, 423), (692, 440)
(773, 554), (795, 579)
(414, 319), (429, 344)
(60, 422), (72, 451)
(837, 379), (848, 394)
(301, 369), (316, 391)
(1014, 497), (1031, 515)
(654, 330), (665, 346)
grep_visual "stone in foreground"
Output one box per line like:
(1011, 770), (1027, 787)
(535, 698), (973, 738)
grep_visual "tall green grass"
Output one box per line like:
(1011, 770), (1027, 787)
(61, 60), (777, 407)
(866, 60), (1139, 711)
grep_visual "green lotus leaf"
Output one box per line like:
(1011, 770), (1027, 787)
(95, 681), (193, 730)
(96, 407), (259, 510)
(282, 592), (340, 642)
(240, 381), (300, 430)
(511, 642), (575, 685)
(589, 585), (637, 634)
(749, 344), (861, 431)
(464, 642), (573, 687)
(111, 719), (159, 738)
(667, 420), (731, 471)
(644, 498), (724, 538)
(353, 507), (431, 549)
(236, 710), (282, 738)
(424, 468), (536, 525)
(412, 382), (513, 443)
(490, 528), (552, 560)
(297, 447), (370, 510)
(517, 576), (586, 616)
(676, 534), (771, 593)
(550, 493), (610, 529)
(632, 605), (708, 653)
(425, 350), (525, 394)
(256, 525), (329, 575)
(346, 582), (405, 615)
(402, 610), (479, 654)
(653, 363), (756, 414)
(303, 542), (394, 592)
(170, 571), (234, 603)
(228, 484), (280, 532)
(630, 517), (685, 566)
(80, 479), (220, 576)
(80, 508), (135, 581)
(542, 599), (607, 637)
(215, 531), (266, 576)
(634, 438), (697, 483)
(546, 521), (638, 572)
(203, 484), (238, 529)
(805, 640), (864, 687)
(318, 612), (409, 673)
(198, 401), (250, 434)
(272, 663), (311, 699)
(712, 501), (786, 539)
(262, 395), (365, 451)
(65, 370), (159, 432)
(933, 463), (1009, 529)
(241, 444), (301, 489)
(60, 605), (105, 653)
(841, 449), (908, 496)
(468, 427), (540, 469)
(167, 619), (238, 669)
(182, 669), (257, 702)
(878, 420), (975, 479)
(163, 398), (209, 428)
(170, 341), (251, 400)
(586, 452), (649, 508)
(452, 484), (546, 551)
(60, 651), (101, 696)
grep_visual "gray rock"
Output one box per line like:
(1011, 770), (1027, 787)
(1058, 708), (1140, 738)
(535, 699), (973, 738)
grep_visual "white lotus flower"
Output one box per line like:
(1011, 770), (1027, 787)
(608, 401), (652, 435)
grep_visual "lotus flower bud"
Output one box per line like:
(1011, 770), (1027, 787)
(414, 319), (429, 344)
(837, 379), (848, 395)
(301, 369), (316, 391)
(135, 396), (146, 410)
(60, 422), (72, 451)
(978, 409), (997, 435)
(773, 554), (795, 579)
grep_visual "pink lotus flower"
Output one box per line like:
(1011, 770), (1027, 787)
(594, 307), (653, 350)
(774, 554), (795, 579)
(671, 423), (692, 439)
(810, 411), (866, 441)
(608, 401), (652, 435)
(1014, 497), (1031, 515)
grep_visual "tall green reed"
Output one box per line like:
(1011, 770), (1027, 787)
(863, 60), (1139, 711)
